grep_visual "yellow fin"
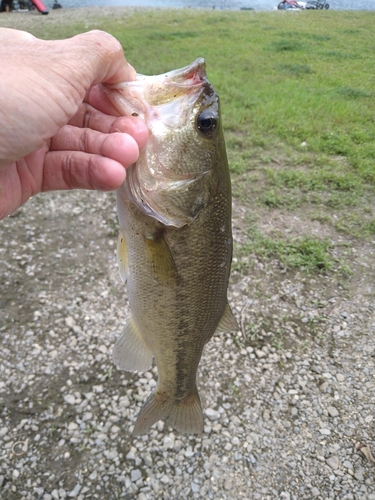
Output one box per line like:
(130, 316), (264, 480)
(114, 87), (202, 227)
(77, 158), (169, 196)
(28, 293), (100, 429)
(215, 302), (239, 334)
(144, 232), (178, 286)
(132, 387), (204, 436)
(112, 317), (153, 372)
(117, 231), (128, 283)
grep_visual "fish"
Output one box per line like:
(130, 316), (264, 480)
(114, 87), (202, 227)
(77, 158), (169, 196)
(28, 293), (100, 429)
(104, 58), (238, 436)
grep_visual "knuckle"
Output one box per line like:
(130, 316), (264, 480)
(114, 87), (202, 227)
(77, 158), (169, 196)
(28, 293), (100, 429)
(79, 128), (89, 152)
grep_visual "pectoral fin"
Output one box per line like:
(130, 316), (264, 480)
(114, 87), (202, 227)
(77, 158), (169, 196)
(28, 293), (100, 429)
(113, 317), (153, 372)
(215, 302), (239, 334)
(144, 232), (178, 286)
(117, 231), (128, 283)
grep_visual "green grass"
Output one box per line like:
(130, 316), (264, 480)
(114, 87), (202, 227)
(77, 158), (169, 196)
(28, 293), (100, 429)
(6, 8), (375, 271)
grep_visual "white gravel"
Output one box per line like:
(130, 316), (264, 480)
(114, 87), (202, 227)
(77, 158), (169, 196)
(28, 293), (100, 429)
(1, 189), (375, 499)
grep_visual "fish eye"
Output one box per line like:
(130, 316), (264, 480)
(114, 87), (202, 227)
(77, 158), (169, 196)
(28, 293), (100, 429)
(197, 109), (218, 137)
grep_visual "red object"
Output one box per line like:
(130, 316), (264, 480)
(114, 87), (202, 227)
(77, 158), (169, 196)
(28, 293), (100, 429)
(31, 0), (48, 14)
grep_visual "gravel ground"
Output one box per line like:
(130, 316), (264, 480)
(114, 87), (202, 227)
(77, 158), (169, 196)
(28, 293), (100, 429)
(1, 7), (375, 500)
(1, 188), (375, 500)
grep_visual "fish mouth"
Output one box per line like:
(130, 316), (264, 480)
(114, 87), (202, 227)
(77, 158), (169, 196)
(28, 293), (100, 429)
(103, 58), (209, 117)
(138, 57), (206, 84)
(140, 58), (208, 108)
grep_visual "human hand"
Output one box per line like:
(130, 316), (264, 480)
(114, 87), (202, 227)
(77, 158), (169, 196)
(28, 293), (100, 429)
(0, 28), (148, 220)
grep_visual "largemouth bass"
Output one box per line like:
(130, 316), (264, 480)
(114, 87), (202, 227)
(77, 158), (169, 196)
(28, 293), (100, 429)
(105, 58), (238, 436)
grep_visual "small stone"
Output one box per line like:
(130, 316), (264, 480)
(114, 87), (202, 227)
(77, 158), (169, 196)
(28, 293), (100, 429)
(224, 478), (232, 491)
(163, 436), (174, 449)
(126, 449), (136, 461)
(51, 490), (59, 500)
(191, 482), (200, 493)
(0, 427), (8, 438)
(232, 436), (240, 446)
(354, 469), (364, 481)
(12, 469), (20, 480)
(68, 422), (78, 431)
(65, 317), (75, 328)
(326, 456), (340, 470)
(327, 406), (339, 417)
(184, 446), (194, 458)
(63, 394), (76, 405)
(205, 408), (220, 421)
(131, 469), (142, 482)
(104, 449), (118, 460)
(88, 471), (97, 481)
(160, 474), (169, 484)
(68, 484), (82, 497)
(319, 428), (331, 435)
(142, 453), (153, 467)
(280, 493), (290, 500)
(255, 349), (266, 359)
(319, 382), (329, 392)
(311, 365), (322, 374)
(311, 487), (320, 497)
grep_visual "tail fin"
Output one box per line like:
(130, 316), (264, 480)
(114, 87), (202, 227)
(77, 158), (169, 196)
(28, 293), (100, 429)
(132, 388), (204, 436)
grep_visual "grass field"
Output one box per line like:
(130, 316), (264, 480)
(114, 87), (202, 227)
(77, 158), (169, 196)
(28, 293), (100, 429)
(1, 7), (374, 271)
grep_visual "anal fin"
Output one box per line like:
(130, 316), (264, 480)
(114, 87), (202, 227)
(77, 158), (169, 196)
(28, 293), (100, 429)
(113, 317), (153, 372)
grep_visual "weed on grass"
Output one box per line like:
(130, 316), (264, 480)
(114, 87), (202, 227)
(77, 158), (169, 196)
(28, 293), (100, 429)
(278, 63), (313, 76)
(235, 223), (336, 274)
(333, 87), (372, 99)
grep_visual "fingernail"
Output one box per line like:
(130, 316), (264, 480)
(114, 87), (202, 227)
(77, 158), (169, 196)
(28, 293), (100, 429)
(126, 63), (137, 81)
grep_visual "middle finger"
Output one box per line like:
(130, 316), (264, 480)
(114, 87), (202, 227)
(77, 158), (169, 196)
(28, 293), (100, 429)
(68, 102), (148, 149)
